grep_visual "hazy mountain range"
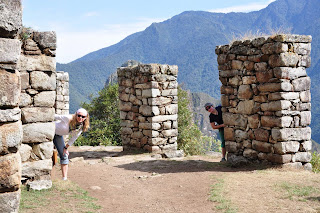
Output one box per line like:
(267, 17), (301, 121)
(57, 0), (320, 143)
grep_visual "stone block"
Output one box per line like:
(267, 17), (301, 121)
(30, 71), (56, 90)
(236, 100), (255, 115)
(0, 38), (21, 63)
(267, 153), (292, 164)
(0, 108), (20, 122)
(0, 0), (22, 38)
(32, 142), (53, 160)
(273, 141), (300, 154)
(253, 95), (268, 103)
(162, 129), (178, 137)
(19, 144), (32, 162)
(292, 77), (310, 91)
(165, 104), (178, 115)
(21, 107), (55, 123)
(27, 180), (52, 191)
(0, 69), (20, 107)
(148, 114), (177, 123)
(248, 114), (260, 129)
(268, 92), (299, 101)
(223, 113), (247, 128)
(234, 129), (247, 142)
(254, 129), (269, 142)
(269, 52), (299, 68)
(300, 111), (311, 126)
(298, 55), (311, 67)
(261, 100), (291, 111)
(0, 152), (21, 191)
(261, 42), (288, 54)
(18, 55), (56, 72)
(56, 71), (69, 81)
(121, 127), (133, 135)
(0, 121), (22, 154)
(139, 105), (152, 116)
(273, 67), (307, 80)
(22, 159), (52, 179)
(161, 89), (177, 96)
(272, 34), (312, 43)
(33, 91), (55, 107)
(237, 85), (253, 99)
(33, 31), (57, 49)
(219, 70), (239, 78)
(22, 122), (55, 143)
(254, 62), (268, 71)
(252, 140), (273, 153)
(119, 101), (132, 112)
(149, 138), (167, 146)
(242, 76), (256, 85)
(300, 140), (312, 152)
(300, 91), (311, 102)
(271, 127), (311, 142)
(221, 85), (234, 95)
(0, 189), (21, 213)
(293, 43), (311, 55)
(148, 97), (172, 106)
(257, 82), (292, 92)
(261, 116), (292, 128)
(296, 103), (311, 111)
(224, 127), (234, 141)
(256, 70), (273, 82)
(295, 152), (311, 163)
(225, 141), (237, 153)
(243, 149), (258, 159)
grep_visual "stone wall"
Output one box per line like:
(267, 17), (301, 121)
(56, 71), (69, 115)
(216, 34), (312, 169)
(19, 30), (57, 183)
(118, 64), (181, 157)
(0, 1), (23, 212)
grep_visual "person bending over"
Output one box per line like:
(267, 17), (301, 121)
(54, 108), (90, 180)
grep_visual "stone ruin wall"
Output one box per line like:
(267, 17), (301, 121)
(0, 1), (69, 211)
(118, 64), (181, 157)
(216, 34), (312, 169)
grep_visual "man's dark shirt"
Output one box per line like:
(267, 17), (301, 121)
(209, 106), (223, 131)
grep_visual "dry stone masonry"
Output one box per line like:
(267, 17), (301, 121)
(118, 64), (181, 157)
(216, 34), (312, 169)
(0, 1), (23, 212)
(56, 71), (70, 115)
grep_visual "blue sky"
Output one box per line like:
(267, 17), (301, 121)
(22, 0), (275, 63)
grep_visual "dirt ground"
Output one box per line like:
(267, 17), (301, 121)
(51, 146), (320, 213)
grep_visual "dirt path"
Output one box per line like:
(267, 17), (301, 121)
(51, 146), (320, 213)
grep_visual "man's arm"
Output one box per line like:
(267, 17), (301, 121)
(210, 122), (226, 129)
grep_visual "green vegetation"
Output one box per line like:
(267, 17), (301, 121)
(311, 152), (320, 173)
(209, 178), (237, 213)
(75, 83), (121, 146)
(276, 182), (320, 201)
(19, 181), (101, 212)
(178, 86), (219, 155)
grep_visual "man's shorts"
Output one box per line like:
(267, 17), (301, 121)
(219, 128), (225, 148)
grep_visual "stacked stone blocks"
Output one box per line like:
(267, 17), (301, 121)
(118, 64), (179, 154)
(56, 71), (70, 115)
(0, 1), (23, 212)
(216, 34), (312, 169)
(18, 30), (57, 182)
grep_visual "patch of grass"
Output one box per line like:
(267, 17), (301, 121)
(275, 182), (320, 201)
(209, 178), (237, 213)
(19, 180), (101, 213)
(311, 152), (320, 173)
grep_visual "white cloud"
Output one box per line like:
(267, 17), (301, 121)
(56, 17), (165, 63)
(84, 12), (99, 17)
(209, 0), (276, 13)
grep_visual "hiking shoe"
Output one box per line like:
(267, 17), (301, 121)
(220, 158), (226, 162)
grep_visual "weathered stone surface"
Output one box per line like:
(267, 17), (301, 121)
(269, 52), (299, 68)
(271, 127), (311, 141)
(224, 127), (234, 141)
(33, 91), (55, 107)
(257, 82), (293, 92)
(261, 100), (291, 111)
(30, 71), (56, 90)
(163, 150), (184, 158)
(161, 89), (177, 96)
(267, 153), (292, 164)
(32, 142), (53, 160)
(0, 189), (21, 213)
(295, 152), (311, 163)
(148, 114), (177, 123)
(234, 130), (247, 142)
(221, 85), (234, 95)
(243, 149), (258, 159)
(33, 31), (56, 49)
(18, 55), (56, 71)
(254, 129), (269, 142)
(148, 97), (172, 106)
(261, 42), (288, 54)
(298, 55), (311, 67)
(300, 111), (311, 126)
(256, 70), (273, 82)
(149, 138), (167, 146)
(21, 107), (55, 123)
(27, 180), (52, 191)
(252, 140), (272, 153)
(292, 77), (310, 91)
(261, 116), (292, 128)
(19, 144), (32, 162)
(223, 113), (247, 128)
(236, 100), (255, 115)
(248, 114), (260, 129)
(300, 91), (311, 102)
(139, 105), (152, 116)
(0, 108), (20, 122)
(237, 85), (253, 99)
(242, 76), (256, 85)
(0, 152), (21, 192)
(22, 122), (55, 143)
(22, 159), (52, 178)
(162, 129), (178, 137)
(219, 70), (239, 78)
(300, 140), (312, 152)
(272, 34), (312, 43)
(0, 121), (22, 154)
(268, 92), (299, 101)
(225, 141), (237, 153)
(0, 69), (20, 107)
(273, 141), (300, 154)
(273, 67), (306, 80)
(165, 104), (178, 115)
(0, 38), (21, 63)
(0, 0), (22, 38)
(227, 154), (250, 167)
